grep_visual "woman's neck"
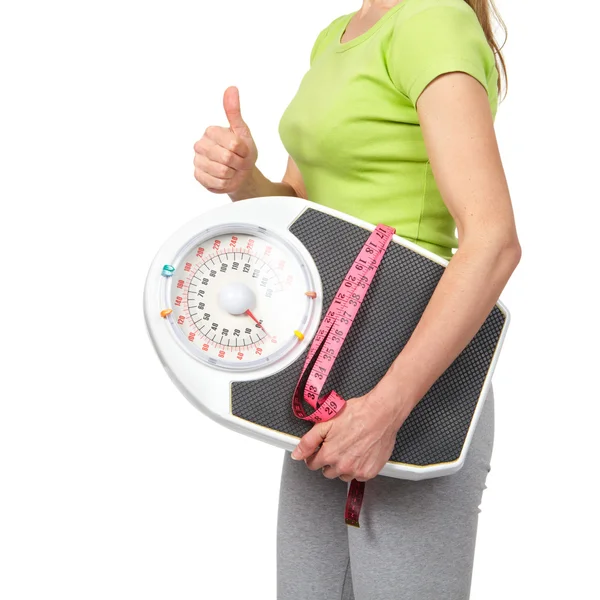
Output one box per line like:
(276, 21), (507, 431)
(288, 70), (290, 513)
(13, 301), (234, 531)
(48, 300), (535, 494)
(357, 1), (402, 17)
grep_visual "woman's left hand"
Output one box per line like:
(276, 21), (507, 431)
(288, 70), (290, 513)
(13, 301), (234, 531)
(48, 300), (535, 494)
(290, 385), (413, 482)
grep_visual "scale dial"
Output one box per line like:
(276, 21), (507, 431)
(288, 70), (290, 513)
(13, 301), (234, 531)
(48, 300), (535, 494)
(163, 223), (317, 371)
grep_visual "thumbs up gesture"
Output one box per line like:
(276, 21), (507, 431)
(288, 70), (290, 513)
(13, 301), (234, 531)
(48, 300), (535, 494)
(193, 86), (258, 195)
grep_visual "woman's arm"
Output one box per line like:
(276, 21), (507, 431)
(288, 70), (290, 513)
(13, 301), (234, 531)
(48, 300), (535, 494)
(371, 71), (522, 428)
(228, 155), (307, 201)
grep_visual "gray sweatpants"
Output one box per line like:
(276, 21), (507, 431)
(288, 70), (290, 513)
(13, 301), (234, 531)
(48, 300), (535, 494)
(276, 386), (495, 599)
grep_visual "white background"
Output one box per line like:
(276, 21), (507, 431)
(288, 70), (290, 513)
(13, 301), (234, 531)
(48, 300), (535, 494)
(1, 0), (599, 598)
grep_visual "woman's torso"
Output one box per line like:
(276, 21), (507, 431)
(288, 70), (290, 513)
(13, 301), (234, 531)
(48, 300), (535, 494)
(278, 0), (498, 260)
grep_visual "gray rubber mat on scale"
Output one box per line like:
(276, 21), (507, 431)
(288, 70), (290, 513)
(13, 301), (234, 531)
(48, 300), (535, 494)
(231, 208), (505, 467)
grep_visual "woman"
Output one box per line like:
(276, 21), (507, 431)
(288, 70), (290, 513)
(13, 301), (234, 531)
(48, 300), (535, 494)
(193, 0), (521, 597)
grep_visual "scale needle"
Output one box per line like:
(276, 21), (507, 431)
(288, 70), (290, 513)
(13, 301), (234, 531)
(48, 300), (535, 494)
(245, 309), (270, 337)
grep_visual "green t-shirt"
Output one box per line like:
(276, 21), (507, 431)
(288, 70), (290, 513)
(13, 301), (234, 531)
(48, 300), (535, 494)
(278, 0), (498, 260)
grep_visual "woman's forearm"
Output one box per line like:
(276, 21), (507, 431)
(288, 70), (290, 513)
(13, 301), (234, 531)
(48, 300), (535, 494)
(372, 237), (521, 428)
(228, 165), (298, 202)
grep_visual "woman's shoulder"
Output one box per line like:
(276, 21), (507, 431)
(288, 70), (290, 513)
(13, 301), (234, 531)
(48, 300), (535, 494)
(310, 12), (352, 66)
(314, 11), (353, 41)
(388, 0), (489, 49)
(399, 0), (478, 20)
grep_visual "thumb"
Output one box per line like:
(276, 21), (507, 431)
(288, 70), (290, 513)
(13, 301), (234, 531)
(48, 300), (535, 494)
(291, 422), (330, 460)
(223, 86), (251, 138)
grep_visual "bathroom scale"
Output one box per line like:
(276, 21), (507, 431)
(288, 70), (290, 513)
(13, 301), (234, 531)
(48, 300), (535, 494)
(143, 195), (510, 485)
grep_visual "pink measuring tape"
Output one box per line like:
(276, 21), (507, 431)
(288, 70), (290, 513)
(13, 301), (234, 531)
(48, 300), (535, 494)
(291, 223), (396, 527)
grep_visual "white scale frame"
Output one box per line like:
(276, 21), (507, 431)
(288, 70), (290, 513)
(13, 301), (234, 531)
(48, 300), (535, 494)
(143, 196), (510, 480)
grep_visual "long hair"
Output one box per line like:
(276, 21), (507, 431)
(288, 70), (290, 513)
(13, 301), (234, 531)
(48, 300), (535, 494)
(464, 0), (508, 99)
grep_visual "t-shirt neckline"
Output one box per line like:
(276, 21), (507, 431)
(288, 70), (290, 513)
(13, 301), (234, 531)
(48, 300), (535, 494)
(335, 1), (408, 52)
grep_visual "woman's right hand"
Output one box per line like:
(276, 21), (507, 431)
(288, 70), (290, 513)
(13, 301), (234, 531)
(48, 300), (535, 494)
(193, 86), (258, 194)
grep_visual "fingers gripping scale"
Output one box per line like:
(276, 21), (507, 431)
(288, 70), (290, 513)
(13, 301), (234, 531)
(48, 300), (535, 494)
(143, 196), (510, 526)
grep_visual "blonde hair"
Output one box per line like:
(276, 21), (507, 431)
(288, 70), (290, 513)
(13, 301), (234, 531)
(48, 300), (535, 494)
(464, 0), (508, 99)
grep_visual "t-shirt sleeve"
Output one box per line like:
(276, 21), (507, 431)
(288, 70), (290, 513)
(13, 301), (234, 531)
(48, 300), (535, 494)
(387, 4), (496, 105)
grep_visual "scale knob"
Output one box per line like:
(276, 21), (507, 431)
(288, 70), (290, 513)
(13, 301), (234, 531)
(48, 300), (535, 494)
(218, 282), (256, 315)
